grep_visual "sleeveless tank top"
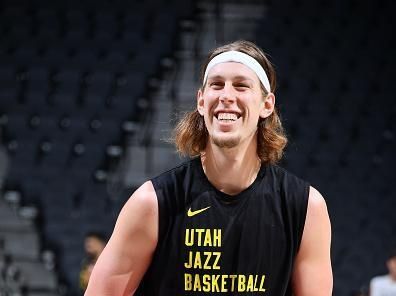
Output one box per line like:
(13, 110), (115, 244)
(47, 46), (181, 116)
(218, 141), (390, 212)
(136, 157), (309, 295)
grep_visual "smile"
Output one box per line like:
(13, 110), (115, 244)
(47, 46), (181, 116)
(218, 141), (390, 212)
(215, 112), (241, 122)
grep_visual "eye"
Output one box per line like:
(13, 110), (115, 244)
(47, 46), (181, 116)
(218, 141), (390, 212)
(209, 81), (224, 89)
(234, 83), (249, 89)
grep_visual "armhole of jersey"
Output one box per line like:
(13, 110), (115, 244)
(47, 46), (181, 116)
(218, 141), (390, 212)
(150, 179), (167, 249)
(295, 182), (310, 253)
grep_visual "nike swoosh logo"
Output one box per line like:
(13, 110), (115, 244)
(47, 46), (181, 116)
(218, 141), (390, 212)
(187, 206), (211, 217)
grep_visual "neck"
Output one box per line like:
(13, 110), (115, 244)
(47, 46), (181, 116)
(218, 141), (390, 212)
(201, 137), (261, 196)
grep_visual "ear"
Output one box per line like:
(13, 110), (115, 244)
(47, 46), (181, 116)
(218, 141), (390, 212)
(259, 92), (275, 119)
(197, 89), (205, 116)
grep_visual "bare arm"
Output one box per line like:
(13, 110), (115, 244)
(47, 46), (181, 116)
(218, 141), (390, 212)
(85, 181), (158, 296)
(292, 186), (333, 296)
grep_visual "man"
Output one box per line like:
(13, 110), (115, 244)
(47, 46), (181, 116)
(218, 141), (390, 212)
(85, 40), (332, 295)
(79, 232), (107, 292)
(370, 249), (396, 296)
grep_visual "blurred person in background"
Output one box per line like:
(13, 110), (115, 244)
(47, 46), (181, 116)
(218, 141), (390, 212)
(370, 248), (396, 296)
(79, 232), (106, 293)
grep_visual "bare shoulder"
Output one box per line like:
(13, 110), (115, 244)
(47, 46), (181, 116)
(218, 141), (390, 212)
(303, 185), (331, 243)
(114, 180), (159, 245)
(307, 186), (329, 216)
(308, 186), (326, 204)
(122, 181), (158, 215)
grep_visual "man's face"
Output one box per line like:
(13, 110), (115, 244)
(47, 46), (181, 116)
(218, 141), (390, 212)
(197, 62), (274, 149)
(387, 256), (396, 280)
(85, 237), (105, 258)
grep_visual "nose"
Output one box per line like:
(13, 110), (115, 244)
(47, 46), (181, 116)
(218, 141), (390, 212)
(219, 82), (236, 104)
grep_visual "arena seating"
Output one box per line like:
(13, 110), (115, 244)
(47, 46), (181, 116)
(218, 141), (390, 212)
(0, 0), (195, 294)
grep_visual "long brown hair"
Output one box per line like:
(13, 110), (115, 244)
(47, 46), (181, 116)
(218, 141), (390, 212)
(173, 40), (287, 165)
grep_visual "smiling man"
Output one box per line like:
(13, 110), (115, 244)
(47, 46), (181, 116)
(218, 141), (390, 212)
(85, 40), (333, 296)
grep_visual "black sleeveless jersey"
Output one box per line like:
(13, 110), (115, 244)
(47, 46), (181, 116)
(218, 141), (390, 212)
(136, 157), (309, 296)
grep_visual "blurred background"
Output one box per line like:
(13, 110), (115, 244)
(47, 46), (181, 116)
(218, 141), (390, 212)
(0, 0), (395, 295)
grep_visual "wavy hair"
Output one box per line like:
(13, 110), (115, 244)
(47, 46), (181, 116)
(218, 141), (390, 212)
(173, 40), (287, 165)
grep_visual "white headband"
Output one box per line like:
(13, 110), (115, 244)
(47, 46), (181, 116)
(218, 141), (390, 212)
(203, 50), (271, 92)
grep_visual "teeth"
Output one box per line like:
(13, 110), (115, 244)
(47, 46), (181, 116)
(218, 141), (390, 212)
(217, 113), (237, 121)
